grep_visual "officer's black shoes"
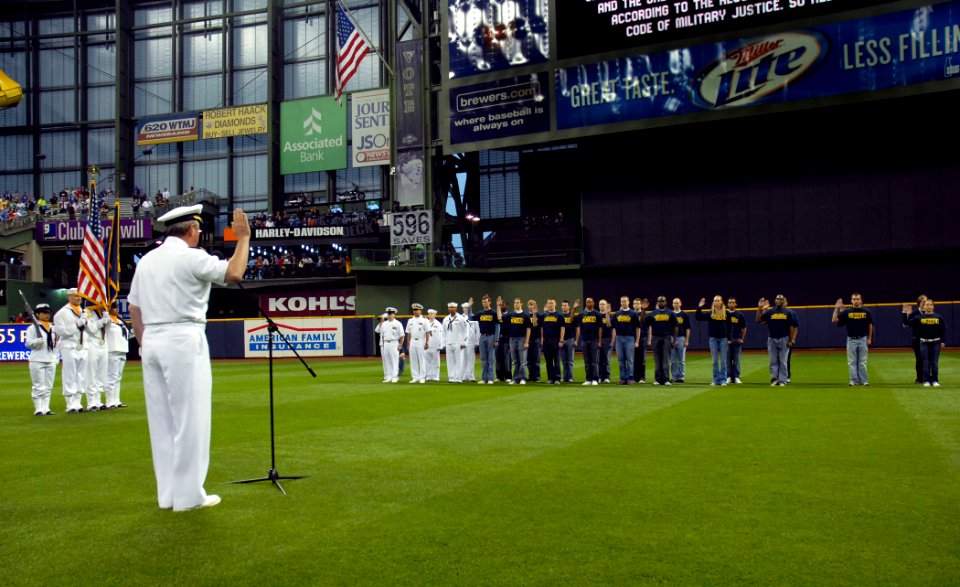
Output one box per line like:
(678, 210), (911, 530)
(34, 411), (43, 416)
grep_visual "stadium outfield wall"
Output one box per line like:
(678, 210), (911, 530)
(0, 303), (954, 362)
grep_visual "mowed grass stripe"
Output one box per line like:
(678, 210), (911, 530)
(284, 384), (959, 585)
(0, 353), (956, 586)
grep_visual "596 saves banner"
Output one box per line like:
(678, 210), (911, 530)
(556, 1), (960, 131)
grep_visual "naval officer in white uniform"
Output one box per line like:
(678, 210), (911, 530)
(128, 204), (250, 512)
(405, 303), (430, 383)
(375, 307), (405, 383)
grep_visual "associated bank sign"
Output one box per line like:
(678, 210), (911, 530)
(280, 96), (347, 174)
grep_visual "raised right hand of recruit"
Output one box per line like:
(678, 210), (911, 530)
(835, 298), (844, 309)
(232, 208), (251, 239)
(698, 298), (706, 308)
(758, 298), (769, 310)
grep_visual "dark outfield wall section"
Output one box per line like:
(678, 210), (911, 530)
(196, 306), (956, 359)
(576, 90), (959, 302)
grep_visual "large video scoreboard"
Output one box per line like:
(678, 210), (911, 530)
(441, 0), (960, 153)
(556, 0), (893, 59)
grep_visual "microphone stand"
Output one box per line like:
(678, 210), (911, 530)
(225, 281), (315, 494)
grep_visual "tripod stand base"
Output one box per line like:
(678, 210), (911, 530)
(225, 468), (307, 495)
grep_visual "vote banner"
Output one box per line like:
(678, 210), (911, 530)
(351, 89), (391, 167)
(137, 113), (200, 145)
(202, 104), (268, 139)
(280, 97), (347, 175)
(449, 74), (550, 147)
(259, 289), (357, 317)
(556, 0), (960, 131)
(0, 324), (30, 362)
(243, 318), (344, 358)
(35, 218), (152, 243)
(395, 40), (425, 148)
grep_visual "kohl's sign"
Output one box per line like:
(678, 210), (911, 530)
(259, 289), (356, 317)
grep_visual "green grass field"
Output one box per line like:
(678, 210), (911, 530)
(1, 351), (958, 586)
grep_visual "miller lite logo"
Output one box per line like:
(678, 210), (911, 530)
(693, 32), (827, 109)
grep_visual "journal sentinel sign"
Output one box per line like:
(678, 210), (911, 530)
(36, 219), (152, 242)
(243, 318), (344, 358)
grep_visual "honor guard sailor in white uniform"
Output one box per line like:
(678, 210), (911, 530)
(129, 204), (251, 512)
(104, 301), (132, 409)
(425, 309), (443, 381)
(26, 303), (59, 416)
(442, 302), (470, 383)
(54, 288), (88, 413)
(375, 307), (404, 382)
(461, 300), (480, 383)
(405, 303), (430, 383)
(83, 305), (111, 411)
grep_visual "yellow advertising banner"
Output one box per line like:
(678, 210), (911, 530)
(202, 104), (268, 139)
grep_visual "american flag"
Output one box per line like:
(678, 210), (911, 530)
(335, 2), (371, 102)
(105, 201), (121, 306)
(77, 193), (106, 308)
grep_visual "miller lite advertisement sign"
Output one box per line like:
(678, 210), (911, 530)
(555, 1), (960, 131)
(259, 290), (356, 317)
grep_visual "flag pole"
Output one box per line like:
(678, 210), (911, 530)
(337, 0), (396, 79)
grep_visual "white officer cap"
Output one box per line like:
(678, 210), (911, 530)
(158, 204), (204, 228)
(411, 303), (423, 310)
(385, 307), (397, 314)
(35, 303), (51, 312)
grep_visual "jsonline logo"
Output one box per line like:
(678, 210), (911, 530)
(693, 32), (827, 109)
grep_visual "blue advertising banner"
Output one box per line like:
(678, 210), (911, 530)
(35, 218), (152, 242)
(556, 1), (960, 130)
(0, 324), (31, 362)
(447, 0), (550, 79)
(450, 74), (550, 145)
